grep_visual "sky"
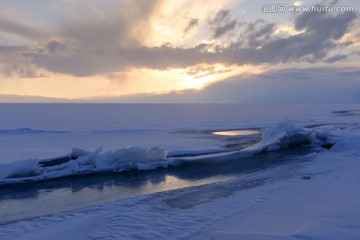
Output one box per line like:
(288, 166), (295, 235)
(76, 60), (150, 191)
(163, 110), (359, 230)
(0, 0), (359, 103)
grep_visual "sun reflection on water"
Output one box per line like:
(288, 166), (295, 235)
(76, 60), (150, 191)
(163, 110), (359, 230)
(212, 130), (259, 136)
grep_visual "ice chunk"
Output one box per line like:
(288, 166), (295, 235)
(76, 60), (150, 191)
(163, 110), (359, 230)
(76, 146), (103, 166)
(0, 159), (39, 179)
(247, 119), (311, 152)
(95, 147), (144, 170)
(95, 147), (167, 170)
(331, 137), (360, 152)
(71, 148), (91, 159)
(146, 147), (167, 162)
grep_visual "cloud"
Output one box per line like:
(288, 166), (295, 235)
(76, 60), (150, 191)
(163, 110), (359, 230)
(0, 94), (69, 103)
(200, 68), (360, 103)
(0, 2), (357, 78)
(324, 54), (348, 63)
(0, 15), (45, 40)
(56, 0), (163, 50)
(185, 64), (232, 78)
(98, 67), (360, 103)
(0, 0), (164, 77)
(0, 0), (162, 48)
(209, 9), (238, 38)
(242, 20), (276, 48)
(46, 41), (67, 54)
(0, 45), (42, 78)
(183, 18), (199, 34)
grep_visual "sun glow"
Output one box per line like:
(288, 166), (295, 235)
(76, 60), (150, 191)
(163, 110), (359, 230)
(0, 63), (266, 100)
(294, 0), (303, 7)
(175, 64), (267, 90)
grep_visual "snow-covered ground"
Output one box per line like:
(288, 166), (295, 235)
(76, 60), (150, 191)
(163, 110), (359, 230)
(0, 104), (359, 239)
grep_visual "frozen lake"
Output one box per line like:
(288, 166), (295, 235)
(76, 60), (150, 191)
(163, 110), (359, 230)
(0, 103), (359, 225)
(1, 103), (358, 163)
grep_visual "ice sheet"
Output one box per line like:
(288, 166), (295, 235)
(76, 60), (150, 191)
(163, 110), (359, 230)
(1, 103), (359, 163)
(1, 104), (360, 240)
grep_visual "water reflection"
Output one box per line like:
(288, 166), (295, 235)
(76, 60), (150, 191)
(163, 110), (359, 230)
(212, 129), (260, 136)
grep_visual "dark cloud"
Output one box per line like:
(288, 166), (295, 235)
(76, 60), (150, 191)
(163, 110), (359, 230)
(0, 46), (41, 78)
(295, 9), (355, 40)
(243, 20), (276, 48)
(225, 11), (357, 64)
(0, 0), (163, 77)
(209, 9), (238, 38)
(211, 9), (231, 24)
(23, 52), (99, 77)
(57, 0), (163, 50)
(46, 41), (67, 54)
(0, 0), (162, 49)
(183, 18), (199, 34)
(213, 20), (237, 38)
